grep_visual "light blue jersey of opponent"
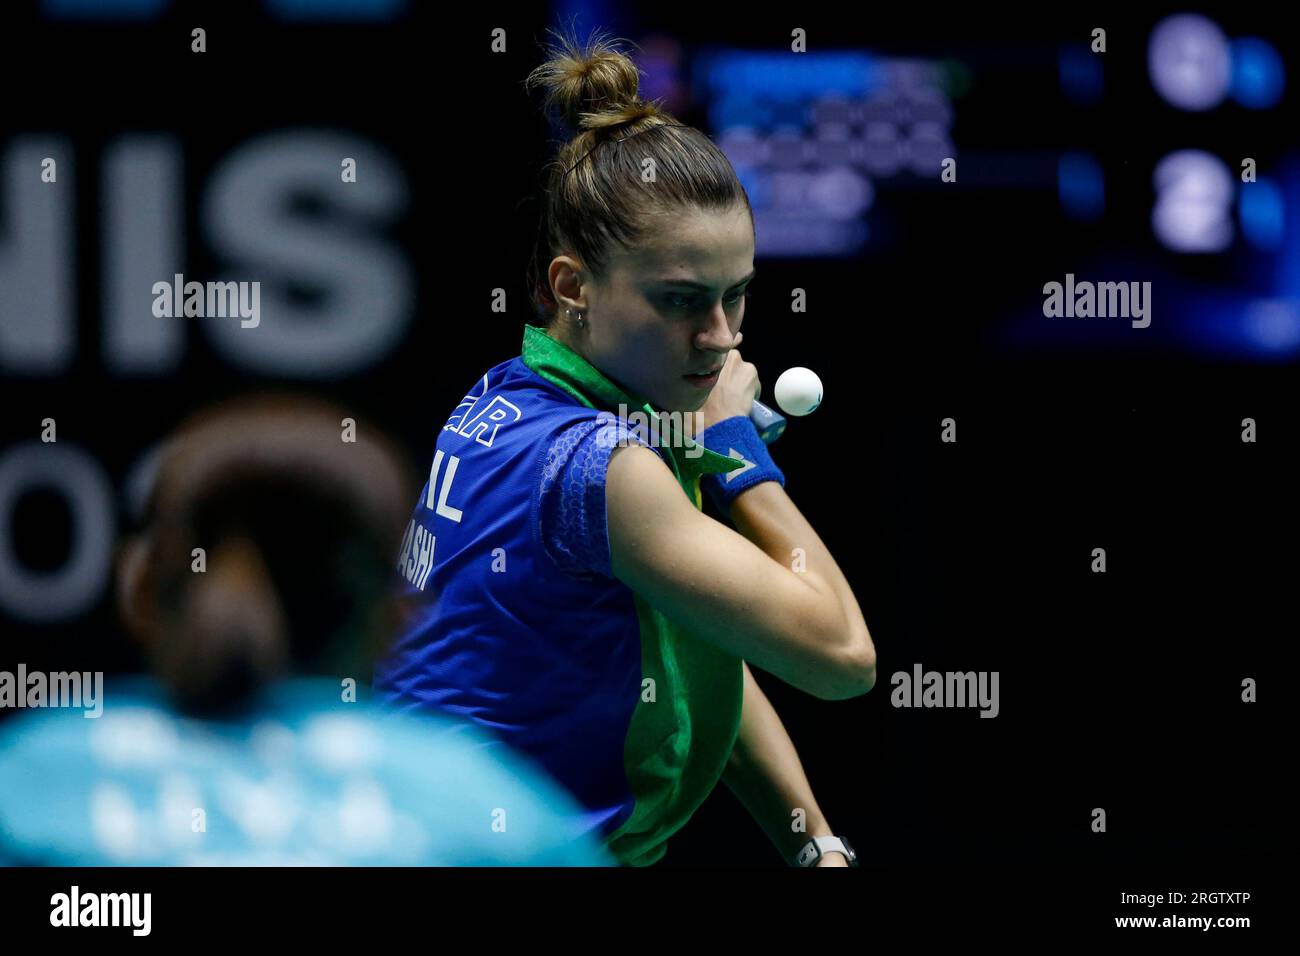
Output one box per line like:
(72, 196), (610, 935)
(0, 675), (611, 866)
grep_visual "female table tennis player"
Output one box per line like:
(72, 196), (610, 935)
(374, 30), (876, 867)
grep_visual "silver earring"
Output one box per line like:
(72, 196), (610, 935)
(568, 308), (586, 329)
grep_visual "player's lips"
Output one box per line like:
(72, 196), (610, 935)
(684, 365), (722, 388)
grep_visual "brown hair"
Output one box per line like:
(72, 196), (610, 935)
(524, 27), (753, 323)
(121, 395), (414, 716)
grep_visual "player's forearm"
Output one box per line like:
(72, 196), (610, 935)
(724, 661), (836, 863)
(727, 481), (875, 676)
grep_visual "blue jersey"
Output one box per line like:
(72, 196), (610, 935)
(374, 325), (747, 866)
(0, 675), (611, 866)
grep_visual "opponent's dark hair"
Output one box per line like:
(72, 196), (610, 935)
(128, 395), (414, 717)
(524, 27), (753, 324)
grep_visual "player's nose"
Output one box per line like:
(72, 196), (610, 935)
(695, 307), (737, 353)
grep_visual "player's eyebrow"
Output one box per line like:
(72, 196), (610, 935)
(652, 269), (757, 292)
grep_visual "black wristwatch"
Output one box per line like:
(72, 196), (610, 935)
(793, 835), (858, 867)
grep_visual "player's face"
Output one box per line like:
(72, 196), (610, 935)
(586, 204), (755, 414)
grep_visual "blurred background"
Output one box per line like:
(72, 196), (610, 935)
(1, 1), (1290, 865)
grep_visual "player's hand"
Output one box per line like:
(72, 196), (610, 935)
(815, 852), (850, 867)
(698, 337), (760, 432)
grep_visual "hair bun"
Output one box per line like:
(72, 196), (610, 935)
(526, 28), (657, 134)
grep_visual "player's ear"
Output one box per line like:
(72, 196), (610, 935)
(116, 533), (160, 648)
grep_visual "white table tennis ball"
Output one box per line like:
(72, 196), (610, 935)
(774, 367), (823, 417)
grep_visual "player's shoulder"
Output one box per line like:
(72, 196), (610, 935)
(542, 410), (669, 487)
(530, 409), (674, 582)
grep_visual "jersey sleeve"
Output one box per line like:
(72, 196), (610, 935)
(537, 416), (660, 581)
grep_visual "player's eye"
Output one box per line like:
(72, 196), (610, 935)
(664, 289), (752, 311)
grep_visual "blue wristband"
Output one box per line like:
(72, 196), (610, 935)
(698, 415), (785, 513)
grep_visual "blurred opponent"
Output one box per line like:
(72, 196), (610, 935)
(0, 394), (610, 866)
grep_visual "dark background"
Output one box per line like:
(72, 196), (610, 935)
(0, 0), (1289, 868)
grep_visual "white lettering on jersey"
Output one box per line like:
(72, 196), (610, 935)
(395, 520), (414, 575)
(455, 395), (521, 447)
(396, 519), (436, 591)
(444, 373), (490, 434)
(424, 449), (464, 522)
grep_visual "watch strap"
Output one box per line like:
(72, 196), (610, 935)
(793, 835), (857, 867)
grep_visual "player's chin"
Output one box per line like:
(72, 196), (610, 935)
(675, 384), (711, 412)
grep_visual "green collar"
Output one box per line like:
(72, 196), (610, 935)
(520, 323), (744, 485)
